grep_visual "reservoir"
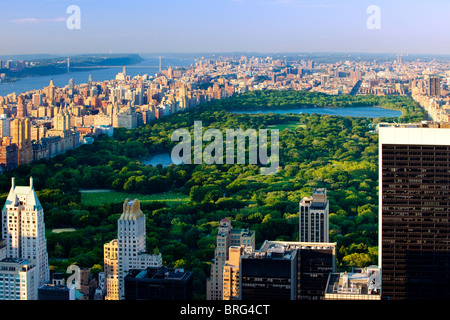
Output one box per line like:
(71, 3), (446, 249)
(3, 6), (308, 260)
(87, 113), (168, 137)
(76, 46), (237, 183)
(232, 106), (402, 118)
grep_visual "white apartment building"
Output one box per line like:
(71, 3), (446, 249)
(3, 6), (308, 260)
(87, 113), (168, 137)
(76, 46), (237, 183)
(104, 198), (162, 300)
(0, 258), (37, 300)
(1, 177), (50, 291)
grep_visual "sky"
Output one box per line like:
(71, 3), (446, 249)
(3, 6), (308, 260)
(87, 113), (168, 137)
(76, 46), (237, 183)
(1, 0), (450, 56)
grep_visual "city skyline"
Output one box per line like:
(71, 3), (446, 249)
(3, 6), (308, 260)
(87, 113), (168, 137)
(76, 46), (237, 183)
(1, 0), (450, 56)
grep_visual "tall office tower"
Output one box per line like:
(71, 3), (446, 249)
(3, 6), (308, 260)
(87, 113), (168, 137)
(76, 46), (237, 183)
(88, 74), (93, 88)
(206, 218), (255, 300)
(299, 188), (330, 243)
(240, 241), (336, 300)
(378, 122), (450, 300)
(222, 246), (245, 300)
(0, 137), (18, 171)
(44, 79), (56, 100)
(0, 116), (10, 138)
(32, 93), (42, 108)
(68, 78), (75, 90)
(1, 177), (50, 291)
(16, 95), (27, 118)
(116, 199), (162, 300)
(427, 76), (441, 97)
(103, 239), (119, 300)
(11, 117), (33, 165)
(0, 258), (38, 300)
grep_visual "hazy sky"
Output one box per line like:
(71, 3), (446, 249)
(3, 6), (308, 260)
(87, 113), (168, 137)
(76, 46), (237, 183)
(1, 0), (450, 56)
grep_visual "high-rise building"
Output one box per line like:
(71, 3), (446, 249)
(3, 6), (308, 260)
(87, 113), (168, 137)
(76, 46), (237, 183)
(299, 188), (330, 243)
(1, 177), (50, 294)
(206, 218), (255, 300)
(0, 258), (38, 300)
(16, 95), (27, 118)
(427, 76), (441, 97)
(11, 117), (33, 165)
(222, 246), (245, 300)
(103, 239), (119, 300)
(0, 137), (18, 172)
(103, 198), (163, 300)
(240, 241), (336, 300)
(378, 122), (450, 300)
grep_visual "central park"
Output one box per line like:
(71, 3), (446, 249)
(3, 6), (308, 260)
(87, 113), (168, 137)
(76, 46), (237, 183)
(0, 89), (427, 299)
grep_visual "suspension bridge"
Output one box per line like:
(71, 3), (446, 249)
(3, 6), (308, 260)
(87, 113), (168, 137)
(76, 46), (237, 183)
(58, 56), (171, 73)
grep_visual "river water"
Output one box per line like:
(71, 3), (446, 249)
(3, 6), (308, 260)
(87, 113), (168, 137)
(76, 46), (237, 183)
(0, 56), (196, 96)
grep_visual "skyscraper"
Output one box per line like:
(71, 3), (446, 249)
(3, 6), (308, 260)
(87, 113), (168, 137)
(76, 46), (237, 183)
(222, 246), (245, 300)
(206, 218), (255, 300)
(299, 188), (330, 243)
(103, 198), (162, 300)
(11, 117), (33, 165)
(427, 76), (441, 97)
(1, 177), (50, 294)
(378, 122), (450, 300)
(103, 239), (119, 300)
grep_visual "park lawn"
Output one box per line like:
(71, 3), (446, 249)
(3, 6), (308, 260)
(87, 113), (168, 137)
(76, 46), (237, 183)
(81, 190), (190, 207)
(267, 121), (305, 131)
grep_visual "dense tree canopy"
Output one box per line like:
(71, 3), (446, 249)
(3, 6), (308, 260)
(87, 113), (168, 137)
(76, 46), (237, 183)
(0, 90), (427, 299)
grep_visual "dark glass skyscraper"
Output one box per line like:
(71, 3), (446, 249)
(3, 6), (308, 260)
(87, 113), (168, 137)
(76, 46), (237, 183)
(379, 123), (450, 300)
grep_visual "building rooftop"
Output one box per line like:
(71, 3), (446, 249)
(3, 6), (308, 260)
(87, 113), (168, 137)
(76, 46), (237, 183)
(325, 266), (381, 297)
(3, 177), (42, 211)
(0, 257), (31, 265)
(244, 241), (337, 261)
(127, 266), (192, 281)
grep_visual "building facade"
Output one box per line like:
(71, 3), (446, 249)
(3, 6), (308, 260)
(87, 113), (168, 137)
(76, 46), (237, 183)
(103, 239), (119, 300)
(124, 266), (193, 300)
(325, 266), (381, 300)
(240, 241), (336, 300)
(103, 198), (163, 300)
(1, 177), (50, 293)
(0, 258), (37, 300)
(299, 188), (330, 243)
(378, 122), (450, 300)
(222, 246), (245, 300)
(206, 218), (255, 300)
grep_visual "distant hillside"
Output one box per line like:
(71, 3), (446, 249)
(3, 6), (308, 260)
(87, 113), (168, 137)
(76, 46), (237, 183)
(0, 53), (144, 80)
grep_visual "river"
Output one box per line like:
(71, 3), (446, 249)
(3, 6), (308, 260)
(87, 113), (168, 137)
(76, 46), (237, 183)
(0, 56), (196, 96)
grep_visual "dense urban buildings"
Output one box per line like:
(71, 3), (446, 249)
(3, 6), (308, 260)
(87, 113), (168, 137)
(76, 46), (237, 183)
(378, 122), (450, 300)
(1, 53), (450, 302)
